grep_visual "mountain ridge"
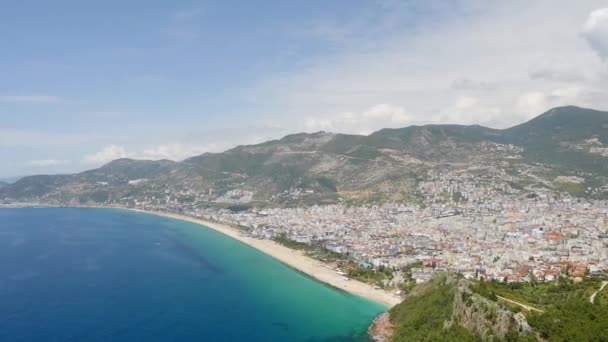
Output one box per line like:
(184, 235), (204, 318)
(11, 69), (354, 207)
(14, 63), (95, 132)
(2, 105), (608, 206)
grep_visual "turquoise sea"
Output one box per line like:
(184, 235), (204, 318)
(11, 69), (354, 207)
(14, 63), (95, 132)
(0, 208), (384, 341)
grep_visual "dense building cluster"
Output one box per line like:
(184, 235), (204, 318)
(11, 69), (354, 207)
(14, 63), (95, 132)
(125, 169), (608, 285)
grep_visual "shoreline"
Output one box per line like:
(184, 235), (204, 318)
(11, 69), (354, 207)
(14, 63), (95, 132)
(0, 204), (401, 307)
(125, 208), (401, 308)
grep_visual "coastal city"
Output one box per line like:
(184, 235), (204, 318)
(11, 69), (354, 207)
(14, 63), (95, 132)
(5, 2), (608, 340)
(99, 167), (608, 291)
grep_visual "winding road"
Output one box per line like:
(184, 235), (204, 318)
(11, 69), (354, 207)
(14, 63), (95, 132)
(496, 295), (545, 313)
(589, 281), (608, 304)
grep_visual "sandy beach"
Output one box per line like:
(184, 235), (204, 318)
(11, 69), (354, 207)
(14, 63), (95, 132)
(128, 208), (401, 308)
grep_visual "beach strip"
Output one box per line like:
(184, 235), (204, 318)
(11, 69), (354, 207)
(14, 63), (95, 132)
(130, 209), (401, 308)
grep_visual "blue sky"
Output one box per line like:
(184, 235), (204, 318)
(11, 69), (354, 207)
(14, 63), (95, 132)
(1, 1), (608, 177)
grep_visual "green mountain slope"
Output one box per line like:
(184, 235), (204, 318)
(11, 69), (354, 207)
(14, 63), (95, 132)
(385, 273), (608, 341)
(1, 106), (607, 206)
(0, 159), (178, 203)
(504, 106), (608, 145)
(472, 276), (608, 341)
(502, 106), (608, 176)
(388, 274), (478, 341)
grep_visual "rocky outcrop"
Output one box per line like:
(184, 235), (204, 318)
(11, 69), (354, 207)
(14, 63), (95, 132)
(371, 274), (535, 341)
(368, 312), (394, 342)
(449, 279), (532, 340)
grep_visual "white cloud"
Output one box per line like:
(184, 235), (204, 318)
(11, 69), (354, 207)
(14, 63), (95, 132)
(0, 95), (60, 104)
(516, 92), (549, 117)
(516, 85), (594, 117)
(82, 145), (131, 166)
(451, 78), (495, 91)
(82, 143), (215, 167)
(27, 159), (70, 167)
(528, 60), (586, 82)
(583, 8), (608, 60)
(141, 143), (216, 161)
(436, 97), (503, 126)
(305, 104), (412, 135)
(248, 1), (608, 131)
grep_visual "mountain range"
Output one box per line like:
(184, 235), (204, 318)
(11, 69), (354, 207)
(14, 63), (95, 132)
(2, 105), (608, 207)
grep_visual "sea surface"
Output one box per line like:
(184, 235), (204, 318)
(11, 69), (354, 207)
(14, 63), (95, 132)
(0, 208), (384, 341)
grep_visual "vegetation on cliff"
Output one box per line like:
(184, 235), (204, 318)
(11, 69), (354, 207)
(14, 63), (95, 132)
(472, 277), (608, 341)
(389, 274), (477, 341)
(387, 273), (608, 341)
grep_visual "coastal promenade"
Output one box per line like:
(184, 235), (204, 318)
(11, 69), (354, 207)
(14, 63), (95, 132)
(130, 209), (401, 308)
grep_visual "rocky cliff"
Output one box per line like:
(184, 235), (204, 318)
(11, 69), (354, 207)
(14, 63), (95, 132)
(449, 279), (533, 340)
(377, 273), (535, 341)
(368, 312), (393, 342)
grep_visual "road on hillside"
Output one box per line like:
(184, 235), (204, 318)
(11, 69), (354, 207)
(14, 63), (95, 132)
(496, 295), (545, 313)
(590, 281), (608, 304)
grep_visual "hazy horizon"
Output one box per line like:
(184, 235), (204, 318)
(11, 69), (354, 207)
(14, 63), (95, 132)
(2, 1), (608, 177)
(2, 104), (604, 180)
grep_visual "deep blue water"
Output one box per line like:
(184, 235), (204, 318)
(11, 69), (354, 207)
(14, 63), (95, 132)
(0, 208), (384, 341)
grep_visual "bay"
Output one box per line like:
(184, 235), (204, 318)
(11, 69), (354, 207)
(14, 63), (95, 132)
(0, 208), (384, 341)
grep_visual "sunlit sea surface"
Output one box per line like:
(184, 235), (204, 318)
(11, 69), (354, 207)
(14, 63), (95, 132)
(0, 208), (384, 341)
